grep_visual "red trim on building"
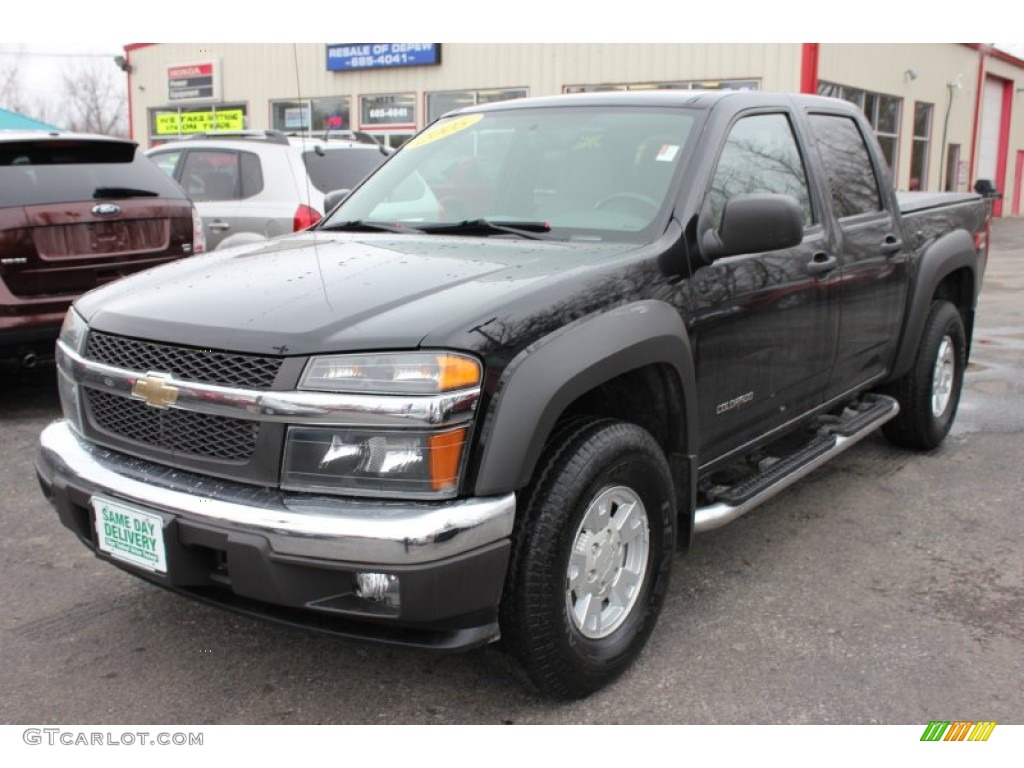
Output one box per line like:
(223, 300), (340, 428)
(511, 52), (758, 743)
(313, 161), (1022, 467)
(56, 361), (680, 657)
(123, 45), (158, 141)
(993, 78), (1013, 217)
(124, 46), (134, 141)
(961, 43), (1024, 70)
(800, 44), (819, 94)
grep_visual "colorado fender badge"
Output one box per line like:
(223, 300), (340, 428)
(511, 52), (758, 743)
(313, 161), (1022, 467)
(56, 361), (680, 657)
(716, 391), (754, 415)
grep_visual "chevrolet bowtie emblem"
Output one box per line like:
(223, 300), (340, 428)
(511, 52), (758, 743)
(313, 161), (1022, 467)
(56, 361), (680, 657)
(131, 373), (179, 409)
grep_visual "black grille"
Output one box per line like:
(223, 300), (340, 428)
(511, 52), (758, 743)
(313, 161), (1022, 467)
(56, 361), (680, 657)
(85, 332), (282, 389)
(86, 389), (258, 461)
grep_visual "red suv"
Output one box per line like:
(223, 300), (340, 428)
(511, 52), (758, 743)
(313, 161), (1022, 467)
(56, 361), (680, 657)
(0, 132), (204, 365)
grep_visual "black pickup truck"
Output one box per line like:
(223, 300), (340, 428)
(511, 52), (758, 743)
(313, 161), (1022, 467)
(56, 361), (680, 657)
(36, 91), (990, 698)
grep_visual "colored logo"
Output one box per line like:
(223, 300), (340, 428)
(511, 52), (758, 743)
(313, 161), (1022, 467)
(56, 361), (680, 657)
(131, 373), (180, 409)
(920, 721), (996, 742)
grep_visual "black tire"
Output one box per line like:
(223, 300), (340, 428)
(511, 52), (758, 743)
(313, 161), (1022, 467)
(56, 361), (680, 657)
(499, 418), (675, 699)
(882, 300), (966, 449)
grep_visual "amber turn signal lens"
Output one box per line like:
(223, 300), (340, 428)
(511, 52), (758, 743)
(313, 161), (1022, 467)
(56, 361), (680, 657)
(429, 428), (467, 491)
(437, 355), (481, 391)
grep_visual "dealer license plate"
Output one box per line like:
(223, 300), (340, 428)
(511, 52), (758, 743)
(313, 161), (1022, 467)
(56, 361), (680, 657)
(92, 497), (167, 574)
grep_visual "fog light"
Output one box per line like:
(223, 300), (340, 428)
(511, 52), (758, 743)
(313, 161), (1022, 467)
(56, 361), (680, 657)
(356, 572), (400, 609)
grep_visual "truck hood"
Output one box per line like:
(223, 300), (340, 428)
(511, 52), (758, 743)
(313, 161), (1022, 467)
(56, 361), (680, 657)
(75, 231), (639, 355)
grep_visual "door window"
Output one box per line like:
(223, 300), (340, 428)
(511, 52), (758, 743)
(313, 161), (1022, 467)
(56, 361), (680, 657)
(708, 113), (813, 228)
(178, 150), (263, 201)
(149, 150), (182, 179)
(809, 114), (883, 219)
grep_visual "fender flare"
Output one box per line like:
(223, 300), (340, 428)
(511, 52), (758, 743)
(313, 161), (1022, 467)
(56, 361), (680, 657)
(472, 300), (698, 496)
(890, 229), (979, 380)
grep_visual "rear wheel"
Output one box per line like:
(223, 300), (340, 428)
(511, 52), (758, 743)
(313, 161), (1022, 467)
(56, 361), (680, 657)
(500, 418), (675, 699)
(882, 300), (966, 449)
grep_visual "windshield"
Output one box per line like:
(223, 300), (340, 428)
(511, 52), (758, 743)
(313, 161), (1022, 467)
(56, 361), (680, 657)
(322, 106), (697, 241)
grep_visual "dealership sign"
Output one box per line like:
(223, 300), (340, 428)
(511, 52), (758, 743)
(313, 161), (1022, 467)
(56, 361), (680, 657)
(327, 44), (440, 72)
(167, 61), (221, 102)
(155, 109), (244, 136)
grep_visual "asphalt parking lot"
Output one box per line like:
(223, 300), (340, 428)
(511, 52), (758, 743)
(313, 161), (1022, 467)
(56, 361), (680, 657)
(1, 220), (1022, 725)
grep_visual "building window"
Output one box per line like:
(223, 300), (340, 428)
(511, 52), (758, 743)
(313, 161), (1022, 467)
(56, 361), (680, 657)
(271, 97), (351, 134)
(910, 102), (933, 191)
(818, 82), (901, 170)
(564, 79), (760, 94)
(425, 88), (527, 122)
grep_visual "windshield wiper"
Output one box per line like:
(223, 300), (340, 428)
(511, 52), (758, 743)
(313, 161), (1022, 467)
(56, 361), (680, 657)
(93, 186), (159, 198)
(417, 219), (552, 240)
(318, 219), (422, 234)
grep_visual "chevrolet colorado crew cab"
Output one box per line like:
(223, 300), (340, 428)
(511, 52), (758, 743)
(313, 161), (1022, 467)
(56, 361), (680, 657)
(36, 92), (990, 698)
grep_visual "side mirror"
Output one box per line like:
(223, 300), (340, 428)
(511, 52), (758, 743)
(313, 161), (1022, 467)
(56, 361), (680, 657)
(323, 189), (351, 214)
(973, 179), (1003, 199)
(700, 193), (804, 261)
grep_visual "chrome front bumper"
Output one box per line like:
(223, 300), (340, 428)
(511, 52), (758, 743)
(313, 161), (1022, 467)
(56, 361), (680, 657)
(36, 420), (516, 566)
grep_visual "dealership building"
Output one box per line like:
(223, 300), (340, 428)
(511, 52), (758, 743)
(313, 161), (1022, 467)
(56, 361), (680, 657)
(121, 43), (1024, 217)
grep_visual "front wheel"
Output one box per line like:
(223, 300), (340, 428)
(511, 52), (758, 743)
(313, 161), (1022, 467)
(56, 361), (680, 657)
(500, 418), (675, 699)
(882, 299), (967, 449)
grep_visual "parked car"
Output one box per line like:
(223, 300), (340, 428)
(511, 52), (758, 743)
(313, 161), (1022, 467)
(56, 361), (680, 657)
(0, 131), (204, 366)
(146, 131), (390, 250)
(38, 92), (990, 698)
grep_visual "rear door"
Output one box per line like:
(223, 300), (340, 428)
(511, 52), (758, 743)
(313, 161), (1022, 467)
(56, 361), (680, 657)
(151, 147), (269, 249)
(806, 111), (911, 398)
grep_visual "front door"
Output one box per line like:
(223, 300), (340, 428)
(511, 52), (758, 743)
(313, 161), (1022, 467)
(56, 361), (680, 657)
(692, 111), (839, 465)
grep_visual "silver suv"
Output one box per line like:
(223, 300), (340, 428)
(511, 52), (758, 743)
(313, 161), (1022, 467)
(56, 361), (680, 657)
(147, 131), (389, 250)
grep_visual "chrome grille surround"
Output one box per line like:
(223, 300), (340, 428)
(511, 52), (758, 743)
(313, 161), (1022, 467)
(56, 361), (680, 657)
(58, 338), (480, 482)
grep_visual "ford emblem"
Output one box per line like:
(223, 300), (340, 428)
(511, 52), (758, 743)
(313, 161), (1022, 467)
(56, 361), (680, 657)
(92, 203), (121, 217)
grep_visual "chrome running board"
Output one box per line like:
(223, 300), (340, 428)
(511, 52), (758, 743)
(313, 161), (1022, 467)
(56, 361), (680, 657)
(693, 395), (900, 534)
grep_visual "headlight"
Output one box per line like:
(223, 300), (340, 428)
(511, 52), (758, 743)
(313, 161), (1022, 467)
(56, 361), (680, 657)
(57, 308), (88, 434)
(59, 307), (89, 354)
(283, 426), (469, 499)
(300, 352), (481, 395)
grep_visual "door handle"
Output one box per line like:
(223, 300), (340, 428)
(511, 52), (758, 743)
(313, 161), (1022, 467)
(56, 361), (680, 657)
(209, 221), (231, 232)
(880, 235), (903, 255)
(806, 252), (838, 277)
